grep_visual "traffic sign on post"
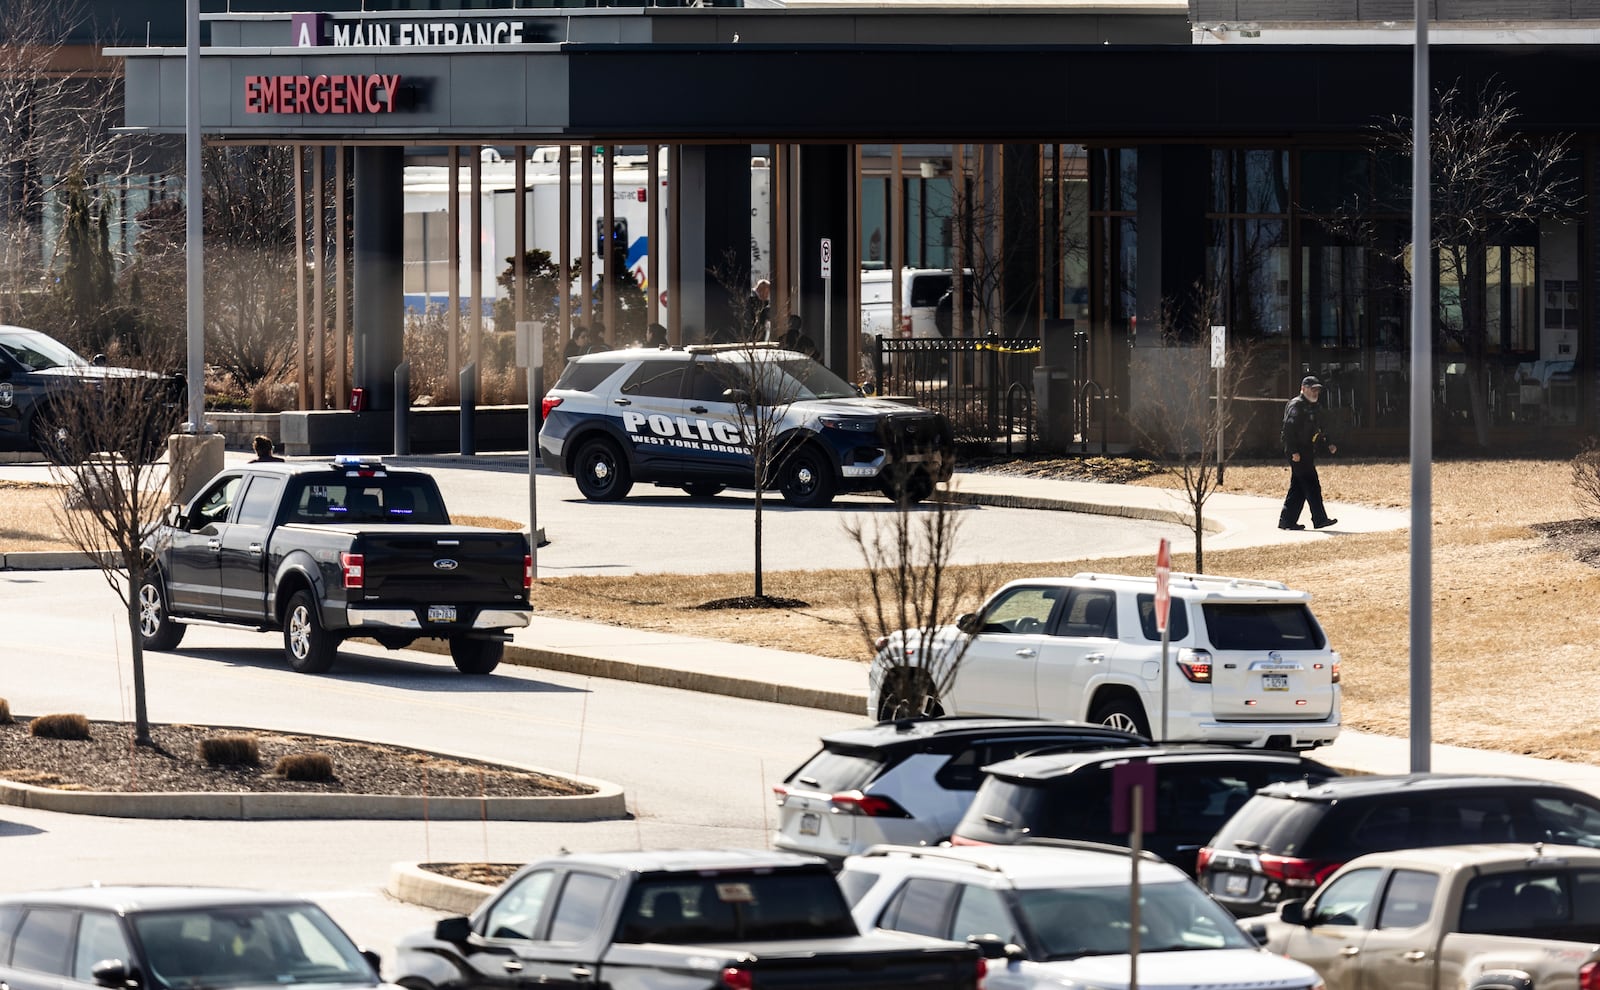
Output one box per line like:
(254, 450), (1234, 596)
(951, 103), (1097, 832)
(1211, 326), (1227, 368)
(1154, 537), (1171, 633)
(820, 237), (832, 279)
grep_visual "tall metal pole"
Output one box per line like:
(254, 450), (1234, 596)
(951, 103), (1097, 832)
(184, 0), (204, 431)
(1409, 0), (1433, 773)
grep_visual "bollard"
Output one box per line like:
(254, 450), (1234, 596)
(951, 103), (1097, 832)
(459, 362), (476, 456)
(393, 361), (411, 456)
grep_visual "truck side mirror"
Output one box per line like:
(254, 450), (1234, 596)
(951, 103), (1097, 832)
(966, 934), (1024, 961)
(955, 612), (982, 635)
(434, 916), (473, 943)
(165, 504), (186, 530)
(92, 353), (109, 367)
(1278, 899), (1309, 926)
(89, 959), (130, 988)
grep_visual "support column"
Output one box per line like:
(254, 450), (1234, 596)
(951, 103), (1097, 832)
(1002, 144), (1041, 338)
(675, 144), (751, 343)
(312, 147), (326, 409)
(353, 145), (404, 412)
(334, 145), (349, 409)
(797, 145), (851, 376)
(294, 145), (307, 409)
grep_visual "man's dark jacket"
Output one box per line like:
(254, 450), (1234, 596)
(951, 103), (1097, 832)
(1281, 395), (1329, 462)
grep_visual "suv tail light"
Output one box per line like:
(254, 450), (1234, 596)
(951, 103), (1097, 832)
(1331, 654), (1341, 684)
(720, 967), (753, 990)
(340, 552), (364, 590)
(540, 396), (563, 419)
(976, 956), (988, 990)
(1259, 853), (1342, 890)
(1196, 846), (1215, 875)
(829, 790), (911, 818)
(1580, 960), (1600, 990)
(1177, 648), (1212, 683)
(523, 554), (533, 590)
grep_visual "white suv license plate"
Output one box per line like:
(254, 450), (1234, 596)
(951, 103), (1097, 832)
(799, 812), (821, 836)
(428, 605), (457, 623)
(1262, 673), (1289, 691)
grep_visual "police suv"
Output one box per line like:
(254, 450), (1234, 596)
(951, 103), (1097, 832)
(538, 343), (955, 507)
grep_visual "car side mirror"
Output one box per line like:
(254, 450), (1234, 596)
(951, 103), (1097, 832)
(92, 353), (109, 367)
(434, 916), (473, 943)
(165, 504), (186, 530)
(721, 387), (751, 406)
(1279, 899), (1309, 926)
(89, 959), (131, 988)
(1242, 920), (1269, 945)
(359, 948), (382, 976)
(966, 934), (1024, 961)
(955, 612), (982, 635)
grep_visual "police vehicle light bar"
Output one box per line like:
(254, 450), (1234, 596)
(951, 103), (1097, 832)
(332, 454), (387, 477)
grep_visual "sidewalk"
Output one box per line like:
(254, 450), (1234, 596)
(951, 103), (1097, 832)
(11, 450), (1599, 795)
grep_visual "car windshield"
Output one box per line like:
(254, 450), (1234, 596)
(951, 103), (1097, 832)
(132, 903), (377, 990)
(726, 356), (860, 403)
(1015, 882), (1253, 961)
(615, 870), (858, 943)
(0, 330), (87, 372)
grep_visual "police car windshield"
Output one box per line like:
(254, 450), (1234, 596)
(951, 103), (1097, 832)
(0, 330), (87, 372)
(739, 357), (858, 404)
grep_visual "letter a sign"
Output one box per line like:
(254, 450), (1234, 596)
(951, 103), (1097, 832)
(1155, 537), (1171, 633)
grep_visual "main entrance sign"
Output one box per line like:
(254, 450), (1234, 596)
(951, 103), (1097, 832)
(291, 11), (531, 48)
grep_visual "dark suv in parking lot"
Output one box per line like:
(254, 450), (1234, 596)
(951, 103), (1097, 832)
(1197, 773), (1600, 917)
(950, 746), (1339, 877)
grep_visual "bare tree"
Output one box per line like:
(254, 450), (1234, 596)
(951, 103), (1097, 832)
(43, 366), (192, 746)
(1127, 292), (1259, 573)
(0, 0), (135, 327)
(1346, 79), (1578, 448)
(848, 484), (985, 721)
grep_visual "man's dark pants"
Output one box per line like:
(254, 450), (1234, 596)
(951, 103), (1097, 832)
(1280, 459), (1331, 528)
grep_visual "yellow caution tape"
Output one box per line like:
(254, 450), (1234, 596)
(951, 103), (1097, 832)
(975, 342), (1043, 354)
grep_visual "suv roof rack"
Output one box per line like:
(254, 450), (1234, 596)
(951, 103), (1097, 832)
(683, 341), (780, 354)
(1071, 571), (1289, 592)
(858, 839), (1165, 870)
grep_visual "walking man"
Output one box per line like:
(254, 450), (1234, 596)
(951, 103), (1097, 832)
(1279, 375), (1338, 531)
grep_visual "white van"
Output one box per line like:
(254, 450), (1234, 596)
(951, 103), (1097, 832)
(860, 269), (973, 340)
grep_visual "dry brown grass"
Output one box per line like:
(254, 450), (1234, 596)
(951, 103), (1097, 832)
(7, 458), (1599, 763)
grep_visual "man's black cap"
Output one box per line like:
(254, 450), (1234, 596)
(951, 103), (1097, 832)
(1301, 375), (1323, 388)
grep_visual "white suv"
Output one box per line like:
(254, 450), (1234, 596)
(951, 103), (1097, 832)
(839, 843), (1326, 990)
(867, 572), (1341, 750)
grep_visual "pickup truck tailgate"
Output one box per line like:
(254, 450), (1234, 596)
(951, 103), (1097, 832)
(353, 527), (527, 603)
(607, 936), (980, 989)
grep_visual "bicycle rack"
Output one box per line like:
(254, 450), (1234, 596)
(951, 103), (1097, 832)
(1078, 379), (1107, 454)
(1004, 382), (1034, 454)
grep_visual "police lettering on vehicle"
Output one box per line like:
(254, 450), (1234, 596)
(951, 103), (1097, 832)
(621, 410), (747, 451)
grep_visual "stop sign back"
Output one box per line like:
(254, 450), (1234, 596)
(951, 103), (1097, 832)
(1155, 538), (1171, 633)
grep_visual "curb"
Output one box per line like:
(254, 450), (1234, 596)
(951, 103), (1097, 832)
(1, 550), (105, 571)
(938, 488), (1217, 532)
(406, 639), (868, 715)
(386, 862), (497, 915)
(0, 740), (627, 821)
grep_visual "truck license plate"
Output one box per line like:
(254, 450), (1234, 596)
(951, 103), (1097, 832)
(1263, 673), (1289, 691)
(1224, 873), (1249, 896)
(799, 812), (821, 836)
(428, 605), (457, 623)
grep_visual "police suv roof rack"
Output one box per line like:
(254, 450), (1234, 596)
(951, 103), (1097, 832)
(683, 341), (780, 354)
(331, 454), (386, 477)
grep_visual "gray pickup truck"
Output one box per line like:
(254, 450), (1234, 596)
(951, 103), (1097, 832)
(139, 455), (531, 674)
(1249, 842), (1600, 990)
(394, 849), (987, 990)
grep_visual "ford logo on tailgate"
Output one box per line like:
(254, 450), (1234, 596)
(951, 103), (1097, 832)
(433, 559), (459, 571)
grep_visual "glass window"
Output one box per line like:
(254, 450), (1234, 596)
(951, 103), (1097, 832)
(785, 747), (892, 793)
(1299, 150), (1370, 215)
(1201, 603), (1326, 651)
(1459, 870), (1582, 936)
(191, 476), (244, 529)
(1308, 868), (1382, 927)
(978, 586), (1064, 636)
(1135, 593), (1190, 642)
(1016, 881), (1250, 961)
(12, 909), (76, 974)
(881, 878), (955, 939)
(0, 904), (21, 964)
(234, 477), (284, 528)
(835, 870), (881, 909)
(1377, 870), (1438, 930)
(616, 871), (856, 943)
(619, 359), (687, 399)
(547, 873), (613, 943)
(689, 360), (739, 403)
(131, 904), (373, 989)
(484, 870), (555, 941)
(1059, 590), (1116, 639)
(1529, 796), (1600, 846)
(950, 885), (1014, 944)
(553, 359), (625, 392)
(73, 911), (132, 981)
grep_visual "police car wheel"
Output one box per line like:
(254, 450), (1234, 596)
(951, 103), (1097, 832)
(779, 446), (836, 508)
(573, 438), (634, 501)
(682, 482), (725, 498)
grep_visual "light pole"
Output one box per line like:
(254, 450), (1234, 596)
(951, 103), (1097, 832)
(185, 0), (204, 433)
(1409, 0), (1433, 772)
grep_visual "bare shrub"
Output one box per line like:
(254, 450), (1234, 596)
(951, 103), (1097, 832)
(0, 698), (11, 724)
(273, 752), (335, 781)
(249, 376), (299, 414)
(198, 734), (261, 767)
(1572, 441), (1600, 520)
(29, 713), (91, 740)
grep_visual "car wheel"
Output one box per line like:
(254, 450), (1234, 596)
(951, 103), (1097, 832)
(573, 439), (633, 501)
(137, 574), (186, 652)
(284, 590), (339, 674)
(1090, 696), (1152, 738)
(450, 637), (503, 675)
(779, 446), (836, 508)
(682, 481), (725, 498)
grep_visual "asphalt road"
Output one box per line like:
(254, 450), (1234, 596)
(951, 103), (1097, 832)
(0, 568), (862, 969)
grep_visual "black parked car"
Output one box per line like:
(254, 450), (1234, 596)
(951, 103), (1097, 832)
(0, 885), (386, 990)
(1197, 773), (1600, 917)
(949, 746), (1340, 877)
(0, 324), (183, 462)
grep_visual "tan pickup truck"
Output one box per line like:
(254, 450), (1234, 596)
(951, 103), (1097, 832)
(1248, 843), (1600, 990)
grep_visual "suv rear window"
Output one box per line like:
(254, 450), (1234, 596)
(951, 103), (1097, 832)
(909, 274), (952, 307)
(1200, 603), (1326, 651)
(785, 746), (897, 793)
(1206, 794), (1329, 855)
(554, 359), (625, 392)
